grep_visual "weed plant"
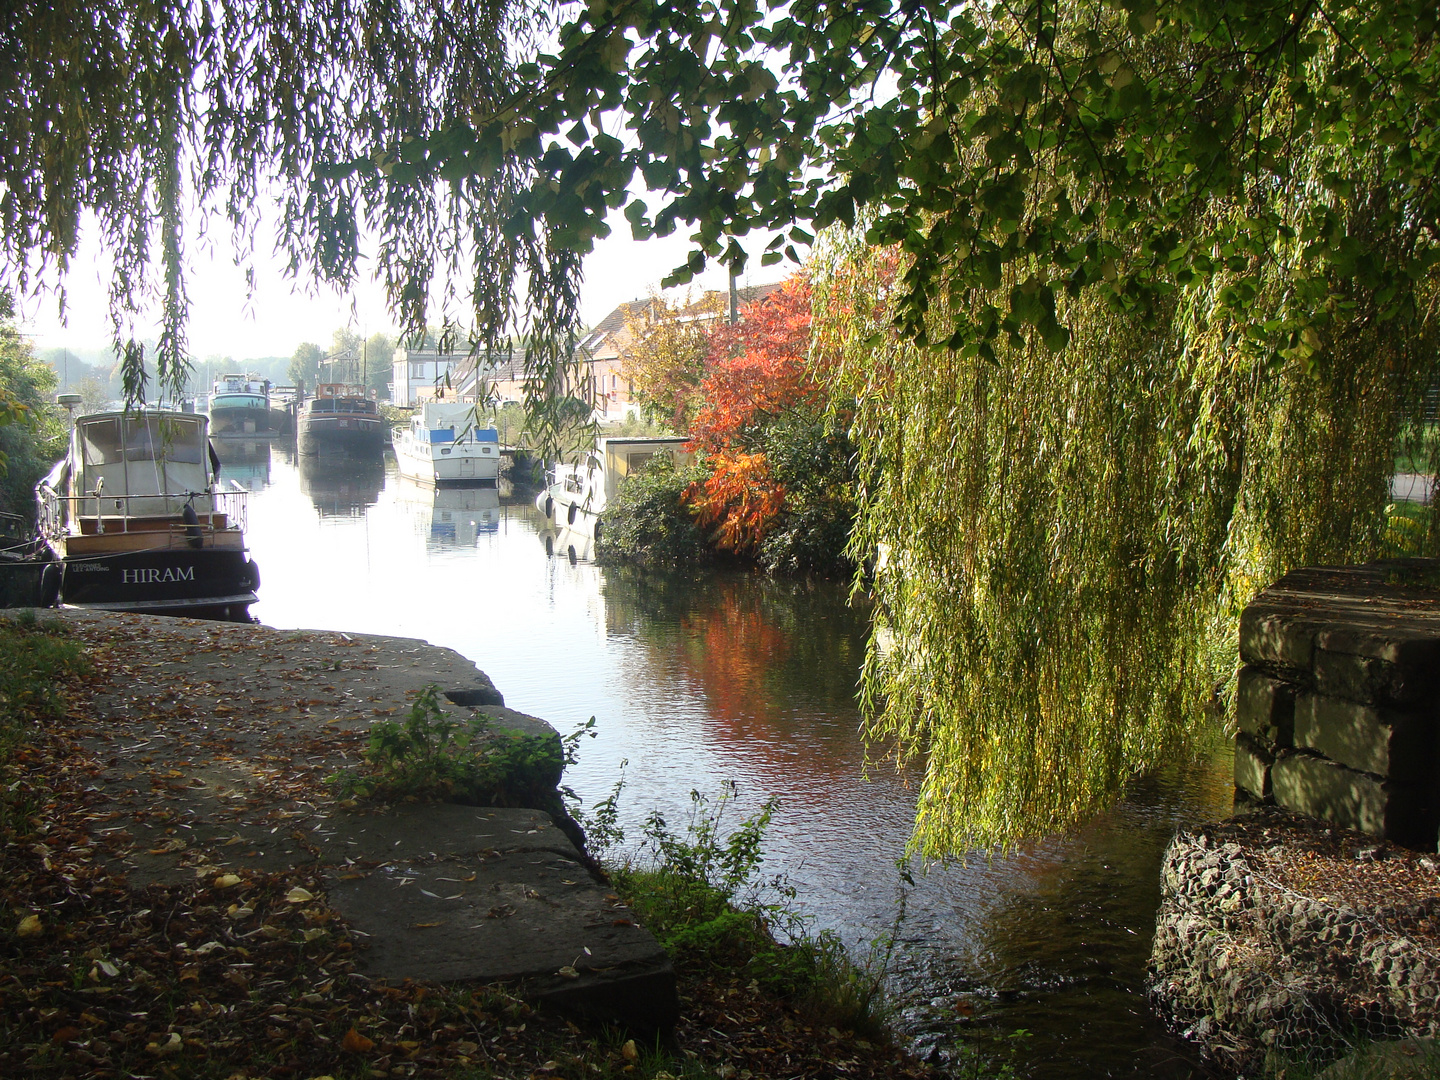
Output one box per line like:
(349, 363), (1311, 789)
(330, 685), (586, 808)
(584, 777), (897, 1040)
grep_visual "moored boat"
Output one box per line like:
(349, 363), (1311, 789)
(208, 373), (272, 435)
(35, 409), (259, 620)
(535, 436), (694, 541)
(297, 383), (385, 454)
(393, 402), (501, 487)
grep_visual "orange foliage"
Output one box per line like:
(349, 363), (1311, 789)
(689, 274), (818, 455)
(684, 450), (787, 554)
(685, 273), (819, 554)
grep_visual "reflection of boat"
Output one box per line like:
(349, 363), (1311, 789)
(540, 521), (595, 564)
(394, 476), (501, 545)
(35, 410), (258, 620)
(535, 436), (693, 540)
(393, 402), (501, 486)
(209, 438), (273, 492)
(209, 373), (272, 435)
(298, 384), (385, 454)
(298, 448), (384, 517)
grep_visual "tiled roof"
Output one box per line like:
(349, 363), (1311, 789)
(578, 281), (787, 356)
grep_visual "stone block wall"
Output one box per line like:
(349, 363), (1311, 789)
(1235, 560), (1440, 852)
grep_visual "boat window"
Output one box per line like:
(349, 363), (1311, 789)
(79, 418), (124, 465)
(123, 416), (205, 463)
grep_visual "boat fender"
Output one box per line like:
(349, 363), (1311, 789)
(40, 562), (62, 608)
(593, 520), (603, 543)
(567, 503), (577, 525)
(245, 558), (262, 592)
(544, 496), (553, 520)
(182, 502), (204, 548)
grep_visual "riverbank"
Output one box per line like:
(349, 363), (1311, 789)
(0, 611), (933, 1080)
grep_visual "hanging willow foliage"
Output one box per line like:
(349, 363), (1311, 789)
(0, 0), (582, 448)
(812, 17), (1440, 854)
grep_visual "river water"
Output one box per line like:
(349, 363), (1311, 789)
(224, 438), (1233, 1079)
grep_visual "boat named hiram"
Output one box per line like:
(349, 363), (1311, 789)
(35, 409), (260, 621)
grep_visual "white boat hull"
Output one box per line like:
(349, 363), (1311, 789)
(395, 435), (500, 486)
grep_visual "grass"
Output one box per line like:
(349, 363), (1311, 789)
(0, 611), (89, 836)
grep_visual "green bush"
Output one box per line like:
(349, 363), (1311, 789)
(754, 411), (856, 577)
(331, 685), (565, 807)
(595, 453), (711, 569)
(592, 781), (896, 1038)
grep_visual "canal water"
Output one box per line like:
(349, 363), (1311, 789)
(226, 438), (1233, 1079)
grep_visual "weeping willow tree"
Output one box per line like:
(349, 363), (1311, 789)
(808, 5), (1440, 853)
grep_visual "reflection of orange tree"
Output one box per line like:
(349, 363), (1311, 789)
(676, 581), (791, 729)
(600, 569), (874, 776)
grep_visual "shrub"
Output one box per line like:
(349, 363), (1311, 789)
(331, 685), (568, 807)
(591, 780), (896, 1038)
(596, 454), (711, 569)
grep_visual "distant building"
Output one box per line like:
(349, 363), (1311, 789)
(395, 348), (526, 407)
(578, 283), (783, 424)
(391, 281), (785, 416)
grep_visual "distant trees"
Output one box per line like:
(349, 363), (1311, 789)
(287, 343), (323, 393)
(621, 291), (725, 431)
(0, 298), (64, 521)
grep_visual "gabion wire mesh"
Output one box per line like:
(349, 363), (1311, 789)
(1147, 811), (1440, 1076)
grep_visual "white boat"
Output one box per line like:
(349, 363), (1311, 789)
(35, 409), (259, 620)
(535, 436), (693, 541)
(393, 402), (501, 487)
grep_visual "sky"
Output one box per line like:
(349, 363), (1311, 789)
(14, 202), (793, 364)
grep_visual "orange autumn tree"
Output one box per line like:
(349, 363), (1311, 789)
(684, 274), (854, 573)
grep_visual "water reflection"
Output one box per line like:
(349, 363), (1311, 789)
(243, 451), (1233, 1080)
(392, 478), (501, 547)
(210, 436), (273, 492)
(298, 449), (385, 517)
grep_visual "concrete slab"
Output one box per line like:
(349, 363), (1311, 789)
(1293, 692), (1437, 785)
(1235, 666), (1294, 747)
(1271, 751), (1435, 850)
(322, 805), (676, 1031)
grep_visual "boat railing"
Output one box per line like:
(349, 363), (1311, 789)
(36, 483), (249, 539)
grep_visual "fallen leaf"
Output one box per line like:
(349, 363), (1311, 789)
(557, 965), (579, 979)
(16, 914), (42, 937)
(147, 1032), (183, 1057)
(341, 1028), (374, 1053)
(621, 1039), (638, 1062)
(411, 922), (442, 929)
(284, 886), (315, 903)
(214, 873), (243, 888)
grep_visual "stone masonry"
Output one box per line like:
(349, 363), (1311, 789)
(1236, 559), (1440, 852)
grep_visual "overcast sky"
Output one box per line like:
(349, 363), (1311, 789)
(15, 203), (792, 363)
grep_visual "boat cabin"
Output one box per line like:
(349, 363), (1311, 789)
(40, 412), (226, 536)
